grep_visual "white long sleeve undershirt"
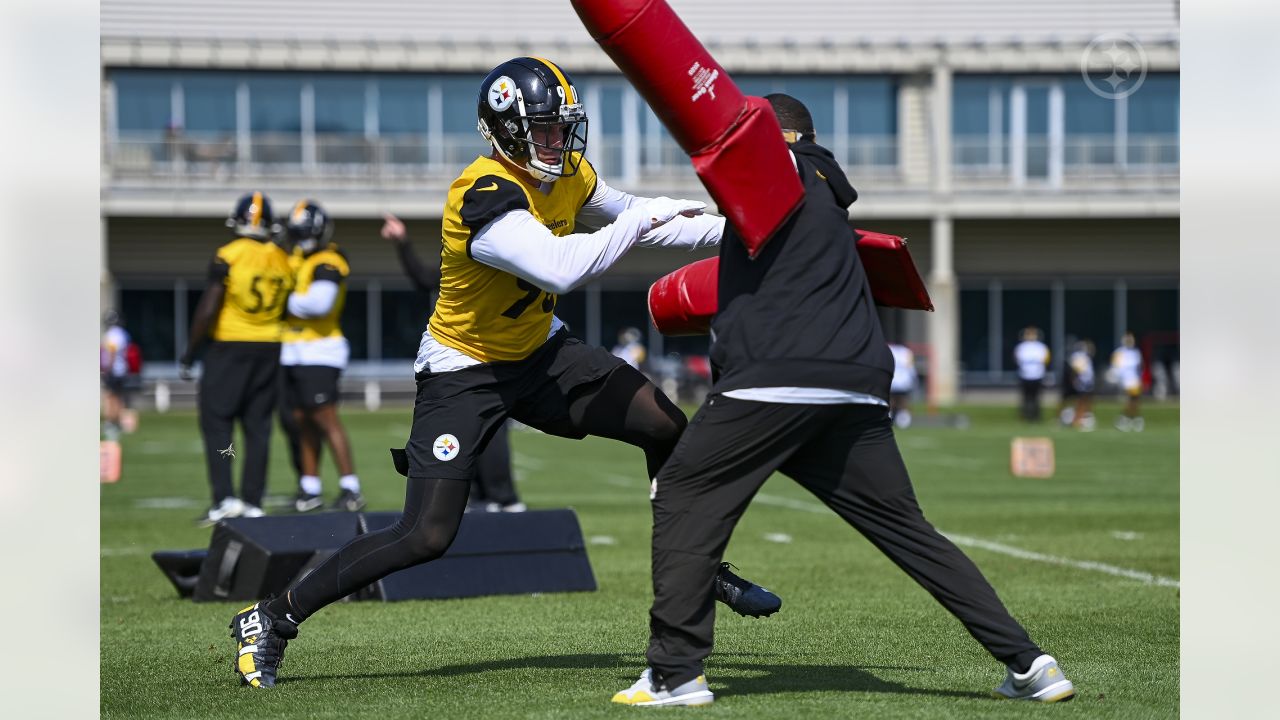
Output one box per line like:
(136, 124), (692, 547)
(286, 279), (339, 318)
(469, 178), (723, 295)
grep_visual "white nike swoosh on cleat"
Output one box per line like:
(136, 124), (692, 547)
(286, 614), (299, 624)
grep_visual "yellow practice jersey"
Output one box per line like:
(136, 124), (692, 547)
(209, 237), (294, 342)
(427, 154), (598, 362)
(284, 245), (349, 343)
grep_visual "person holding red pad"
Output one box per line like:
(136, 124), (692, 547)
(613, 95), (1075, 707)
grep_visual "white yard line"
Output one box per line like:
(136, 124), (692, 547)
(754, 493), (1179, 589)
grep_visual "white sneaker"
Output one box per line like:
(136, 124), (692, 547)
(992, 654), (1075, 703)
(500, 502), (528, 513)
(242, 504), (265, 518)
(200, 496), (245, 526)
(612, 668), (715, 706)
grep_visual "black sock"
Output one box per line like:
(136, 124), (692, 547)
(1005, 649), (1044, 675)
(264, 591), (305, 626)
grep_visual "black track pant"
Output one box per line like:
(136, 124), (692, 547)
(472, 423), (519, 506)
(646, 397), (1042, 688)
(272, 361), (686, 621)
(198, 341), (280, 507)
(1020, 379), (1043, 421)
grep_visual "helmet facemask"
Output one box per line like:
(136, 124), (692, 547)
(481, 102), (588, 182)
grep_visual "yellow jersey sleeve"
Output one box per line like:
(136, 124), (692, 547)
(284, 246), (350, 343)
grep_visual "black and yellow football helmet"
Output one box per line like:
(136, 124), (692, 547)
(285, 199), (334, 255)
(476, 57), (588, 182)
(226, 191), (275, 241)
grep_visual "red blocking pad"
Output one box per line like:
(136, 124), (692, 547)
(648, 230), (933, 336)
(571, 0), (803, 256)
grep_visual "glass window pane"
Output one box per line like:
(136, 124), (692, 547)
(182, 73), (237, 134)
(1002, 288), (1051, 368)
(114, 71), (173, 132)
(847, 77), (896, 136)
(120, 289), (177, 363)
(953, 77), (992, 136)
(313, 76), (366, 134)
(249, 75), (302, 163)
(959, 287), (990, 373)
(441, 75), (487, 165)
(379, 76), (430, 134)
(380, 289), (434, 360)
(1128, 74), (1179, 135)
(1064, 80), (1116, 165)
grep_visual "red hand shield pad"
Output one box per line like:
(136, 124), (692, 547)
(647, 256), (720, 337)
(571, 0), (803, 255)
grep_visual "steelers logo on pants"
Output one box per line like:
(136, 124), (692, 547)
(433, 434), (461, 462)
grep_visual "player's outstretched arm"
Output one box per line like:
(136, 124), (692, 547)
(577, 176), (723, 250)
(471, 198), (704, 294)
(382, 213), (438, 293)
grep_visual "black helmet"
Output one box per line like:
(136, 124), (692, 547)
(285, 199), (334, 255)
(476, 57), (588, 182)
(226, 191), (274, 241)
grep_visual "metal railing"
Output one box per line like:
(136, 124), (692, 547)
(952, 133), (1179, 182)
(105, 132), (905, 187)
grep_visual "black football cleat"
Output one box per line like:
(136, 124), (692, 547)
(229, 601), (298, 688)
(715, 562), (782, 618)
(331, 489), (366, 512)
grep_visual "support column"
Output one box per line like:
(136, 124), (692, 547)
(927, 215), (959, 406)
(927, 59), (959, 406)
(585, 281), (602, 348)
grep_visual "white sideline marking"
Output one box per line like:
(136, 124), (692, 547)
(134, 497), (202, 510)
(588, 535), (618, 546)
(513, 455), (545, 471)
(101, 547), (145, 557)
(763, 532), (793, 544)
(1111, 530), (1144, 541)
(603, 474), (634, 488)
(754, 493), (1179, 588)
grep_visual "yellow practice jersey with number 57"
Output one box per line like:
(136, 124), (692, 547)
(427, 154), (598, 362)
(209, 237), (294, 342)
(283, 245), (349, 343)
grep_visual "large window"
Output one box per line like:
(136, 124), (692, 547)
(954, 72), (1179, 179)
(114, 71), (172, 132)
(248, 76), (302, 163)
(313, 75), (368, 164)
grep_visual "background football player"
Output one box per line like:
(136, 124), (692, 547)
(228, 57), (778, 689)
(180, 192), (293, 525)
(279, 200), (364, 512)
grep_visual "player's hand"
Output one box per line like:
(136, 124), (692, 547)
(644, 197), (706, 230)
(381, 213), (407, 243)
(178, 353), (195, 382)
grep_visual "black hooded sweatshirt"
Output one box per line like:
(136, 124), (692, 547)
(709, 139), (894, 400)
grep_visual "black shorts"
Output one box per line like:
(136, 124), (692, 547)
(405, 329), (625, 481)
(283, 365), (342, 409)
(102, 375), (128, 396)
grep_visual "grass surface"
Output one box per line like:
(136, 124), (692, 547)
(101, 401), (1178, 718)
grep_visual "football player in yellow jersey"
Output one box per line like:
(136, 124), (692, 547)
(180, 192), (293, 526)
(279, 200), (365, 513)
(229, 57), (778, 689)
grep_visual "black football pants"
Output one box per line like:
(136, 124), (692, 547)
(646, 397), (1042, 688)
(198, 341), (280, 507)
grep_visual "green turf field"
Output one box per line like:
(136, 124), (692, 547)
(101, 401), (1178, 719)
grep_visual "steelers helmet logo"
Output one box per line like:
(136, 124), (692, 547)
(433, 433), (461, 462)
(488, 76), (516, 112)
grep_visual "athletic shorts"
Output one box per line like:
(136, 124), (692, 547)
(404, 328), (625, 481)
(102, 374), (127, 396)
(283, 365), (342, 409)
